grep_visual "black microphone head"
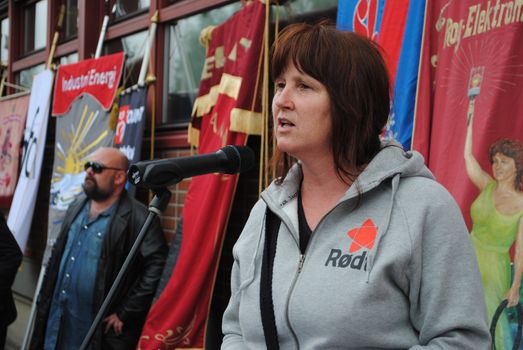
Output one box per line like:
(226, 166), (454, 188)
(127, 158), (168, 186)
(220, 145), (255, 174)
(128, 163), (145, 185)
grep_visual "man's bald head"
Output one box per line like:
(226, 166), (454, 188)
(90, 147), (129, 171)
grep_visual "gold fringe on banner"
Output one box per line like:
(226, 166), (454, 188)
(189, 0), (275, 164)
(230, 108), (262, 135)
(108, 87), (124, 130)
(187, 124), (201, 148)
(188, 25), (215, 151)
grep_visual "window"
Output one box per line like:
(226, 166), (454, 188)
(103, 30), (148, 88)
(276, 0), (338, 18)
(163, 2), (240, 126)
(16, 63), (45, 89)
(58, 52), (78, 65)
(112, 0), (150, 21)
(23, 0), (48, 54)
(63, 0), (78, 41)
(1, 16), (8, 66)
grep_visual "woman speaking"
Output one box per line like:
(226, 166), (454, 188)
(222, 21), (490, 349)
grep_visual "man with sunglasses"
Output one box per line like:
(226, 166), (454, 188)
(30, 147), (168, 350)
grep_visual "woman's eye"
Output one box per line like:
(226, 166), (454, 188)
(274, 81), (285, 91)
(298, 82), (310, 90)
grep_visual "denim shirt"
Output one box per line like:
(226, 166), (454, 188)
(44, 201), (115, 350)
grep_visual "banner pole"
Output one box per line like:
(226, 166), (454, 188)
(20, 266), (46, 350)
(95, 5), (116, 58)
(0, 67), (5, 96)
(46, 5), (65, 70)
(138, 11), (158, 86)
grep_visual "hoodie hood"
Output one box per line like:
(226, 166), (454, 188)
(343, 140), (434, 200)
(262, 140), (433, 210)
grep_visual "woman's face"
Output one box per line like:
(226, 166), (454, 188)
(492, 152), (517, 183)
(272, 62), (332, 161)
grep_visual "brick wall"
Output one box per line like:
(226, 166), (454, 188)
(152, 148), (193, 243)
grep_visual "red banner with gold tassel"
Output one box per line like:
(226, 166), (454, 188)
(138, 1), (265, 348)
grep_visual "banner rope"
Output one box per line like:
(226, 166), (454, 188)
(258, 0), (271, 194)
(258, 0), (280, 194)
(272, 1), (279, 182)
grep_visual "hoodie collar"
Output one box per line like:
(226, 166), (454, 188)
(340, 140), (434, 201)
(263, 140), (433, 208)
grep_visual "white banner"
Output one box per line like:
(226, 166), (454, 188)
(8, 70), (54, 251)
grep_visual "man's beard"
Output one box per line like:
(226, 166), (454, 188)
(82, 176), (114, 202)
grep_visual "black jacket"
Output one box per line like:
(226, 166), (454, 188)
(0, 212), (22, 327)
(30, 191), (168, 349)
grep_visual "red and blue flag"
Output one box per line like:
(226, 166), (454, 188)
(337, 0), (426, 150)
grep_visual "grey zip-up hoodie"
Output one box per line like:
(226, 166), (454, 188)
(222, 142), (490, 349)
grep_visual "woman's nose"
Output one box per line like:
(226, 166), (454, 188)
(273, 88), (293, 110)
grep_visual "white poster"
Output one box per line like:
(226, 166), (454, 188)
(8, 69), (54, 251)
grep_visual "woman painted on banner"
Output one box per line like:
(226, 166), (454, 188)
(465, 112), (523, 350)
(222, 21), (490, 349)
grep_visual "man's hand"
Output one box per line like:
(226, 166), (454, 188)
(104, 313), (124, 336)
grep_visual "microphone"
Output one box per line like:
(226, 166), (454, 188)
(128, 145), (255, 188)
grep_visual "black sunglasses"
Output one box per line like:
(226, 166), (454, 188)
(84, 161), (124, 174)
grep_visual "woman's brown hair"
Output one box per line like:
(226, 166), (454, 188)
(489, 138), (523, 191)
(270, 20), (390, 183)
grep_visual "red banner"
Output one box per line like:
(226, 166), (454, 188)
(413, 2), (523, 348)
(138, 2), (265, 349)
(0, 93), (29, 207)
(52, 52), (124, 115)
(413, 0), (523, 224)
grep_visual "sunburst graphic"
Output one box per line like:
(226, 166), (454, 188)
(438, 28), (523, 121)
(53, 106), (107, 178)
(50, 96), (113, 210)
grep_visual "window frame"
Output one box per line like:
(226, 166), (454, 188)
(21, 0), (48, 56)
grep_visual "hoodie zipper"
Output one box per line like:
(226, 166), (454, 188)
(282, 208), (337, 350)
(285, 253), (304, 350)
(264, 194), (350, 350)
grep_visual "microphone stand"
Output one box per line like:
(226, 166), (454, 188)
(79, 188), (171, 350)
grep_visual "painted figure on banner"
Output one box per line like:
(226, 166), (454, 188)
(465, 113), (523, 350)
(0, 127), (13, 188)
(0, 95), (30, 198)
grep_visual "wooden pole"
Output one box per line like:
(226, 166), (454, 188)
(46, 5), (65, 70)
